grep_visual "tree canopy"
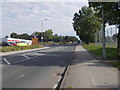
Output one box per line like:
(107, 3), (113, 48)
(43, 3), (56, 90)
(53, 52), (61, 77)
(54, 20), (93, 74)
(10, 32), (17, 38)
(43, 29), (53, 42)
(10, 32), (31, 40)
(73, 6), (101, 43)
(9, 30), (78, 43)
(89, 2), (120, 25)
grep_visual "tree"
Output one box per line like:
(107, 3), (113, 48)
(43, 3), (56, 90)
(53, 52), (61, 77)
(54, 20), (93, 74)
(112, 33), (117, 42)
(10, 32), (17, 38)
(89, 2), (120, 59)
(43, 30), (53, 42)
(4, 35), (9, 38)
(17, 33), (30, 40)
(73, 6), (101, 44)
(21, 33), (30, 40)
(64, 36), (70, 42)
(69, 36), (78, 42)
(53, 34), (59, 42)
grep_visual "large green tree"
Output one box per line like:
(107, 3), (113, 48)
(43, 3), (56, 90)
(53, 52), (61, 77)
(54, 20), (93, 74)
(89, 2), (120, 59)
(10, 32), (17, 38)
(10, 32), (31, 40)
(43, 29), (53, 42)
(53, 34), (59, 42)
(73, 6), (101, 44)
(17, 33), (30, 40)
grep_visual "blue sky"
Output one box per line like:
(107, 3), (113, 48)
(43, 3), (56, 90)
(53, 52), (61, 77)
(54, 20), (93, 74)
(1, 0), (88, 38)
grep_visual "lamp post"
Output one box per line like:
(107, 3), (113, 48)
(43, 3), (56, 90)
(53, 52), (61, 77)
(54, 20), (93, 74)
(41, 19), (47, 42)
(102, 4), (106, 59)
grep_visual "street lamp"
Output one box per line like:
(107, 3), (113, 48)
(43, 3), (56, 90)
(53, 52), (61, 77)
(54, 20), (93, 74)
(41, 19), (47, 42)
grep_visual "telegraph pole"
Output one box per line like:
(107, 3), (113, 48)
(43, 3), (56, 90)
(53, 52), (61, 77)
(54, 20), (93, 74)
(41, 19), (47, 43)
(102, 4), (106, 59)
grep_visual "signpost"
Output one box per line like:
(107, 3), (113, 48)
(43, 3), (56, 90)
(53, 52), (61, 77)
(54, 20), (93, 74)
(32, 36), (38, 45)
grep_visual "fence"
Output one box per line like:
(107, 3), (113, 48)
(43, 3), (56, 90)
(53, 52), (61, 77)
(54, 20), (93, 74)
(95, 25), (119, 48)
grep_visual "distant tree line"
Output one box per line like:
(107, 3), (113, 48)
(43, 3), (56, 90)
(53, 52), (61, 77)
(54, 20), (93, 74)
(9, 29), (78, 43)
(10, 33), (31, 40)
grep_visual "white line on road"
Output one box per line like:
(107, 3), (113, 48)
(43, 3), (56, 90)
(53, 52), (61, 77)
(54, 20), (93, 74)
(14, 55), (39, 64)
(15, 74), (24, 80)
(3, 58), (10, 65)
(22, 55), (30, 59)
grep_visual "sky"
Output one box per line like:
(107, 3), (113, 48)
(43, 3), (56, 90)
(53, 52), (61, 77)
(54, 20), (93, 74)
(0, 0), (88, 38)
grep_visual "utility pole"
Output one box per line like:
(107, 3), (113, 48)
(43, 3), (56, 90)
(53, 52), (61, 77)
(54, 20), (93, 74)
(102, 4), (106, 59)
(41, 19), (47, 42)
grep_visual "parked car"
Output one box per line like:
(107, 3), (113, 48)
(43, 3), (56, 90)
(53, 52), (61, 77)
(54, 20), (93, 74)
(2, 42), (10, 46)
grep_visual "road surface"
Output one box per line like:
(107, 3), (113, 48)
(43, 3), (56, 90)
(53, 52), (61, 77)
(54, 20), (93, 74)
(2, 44), (76, 88)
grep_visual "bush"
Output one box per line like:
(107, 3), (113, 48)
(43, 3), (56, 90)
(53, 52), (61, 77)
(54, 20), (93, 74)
(1, 44), (43, 52)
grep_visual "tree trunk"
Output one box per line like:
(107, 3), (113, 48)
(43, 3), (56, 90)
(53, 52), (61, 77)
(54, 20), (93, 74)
(117, 24), (120, 60)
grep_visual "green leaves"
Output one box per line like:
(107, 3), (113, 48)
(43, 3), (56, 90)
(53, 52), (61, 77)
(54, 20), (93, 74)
(89, 2), (120, 25)
(43, 29), (53, 42)
(73, 6), (101, 43)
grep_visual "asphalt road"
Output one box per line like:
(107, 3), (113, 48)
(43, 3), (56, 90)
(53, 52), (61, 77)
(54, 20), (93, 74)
(2, 44), (76, 88)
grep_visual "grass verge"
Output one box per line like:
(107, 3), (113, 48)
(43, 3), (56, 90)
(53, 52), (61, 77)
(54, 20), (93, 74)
(0, 44), (43, 52)
(82, 43), (120, 68)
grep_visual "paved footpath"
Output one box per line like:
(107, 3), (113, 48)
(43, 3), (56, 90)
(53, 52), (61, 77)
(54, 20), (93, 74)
(62, 45), (119, 89)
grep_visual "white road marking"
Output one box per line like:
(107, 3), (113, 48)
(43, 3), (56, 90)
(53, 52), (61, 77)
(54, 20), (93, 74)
(11, 46), (67, 64)
(14, 55), (39, 64)
(3, 58), (10, 65)
(15, 74), (24, 80)
(22, 55), (30, 59)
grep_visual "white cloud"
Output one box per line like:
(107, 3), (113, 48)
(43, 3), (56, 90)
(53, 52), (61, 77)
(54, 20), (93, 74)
(2, 2), (88, 37)
(1, 0), (88, 2)
(0, 2), (2, 38)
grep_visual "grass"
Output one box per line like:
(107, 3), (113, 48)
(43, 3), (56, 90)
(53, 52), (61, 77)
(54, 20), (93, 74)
(95, 42), (117, 48)
(0, 44), (43, 52)
(0, 41), (70, 53)
(82, 43), (120, 68)
(111, 62), (120, 68)
(82, 43), (117, 60)
(67, 86), (73, 88)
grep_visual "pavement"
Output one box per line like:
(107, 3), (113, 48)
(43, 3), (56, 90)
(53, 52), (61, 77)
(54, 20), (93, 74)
(62, 45), (119, 89)
(2, 44), (76, 88)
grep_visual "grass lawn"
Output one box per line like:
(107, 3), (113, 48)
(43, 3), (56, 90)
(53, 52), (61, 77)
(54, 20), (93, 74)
(82, 43), (120, 68)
